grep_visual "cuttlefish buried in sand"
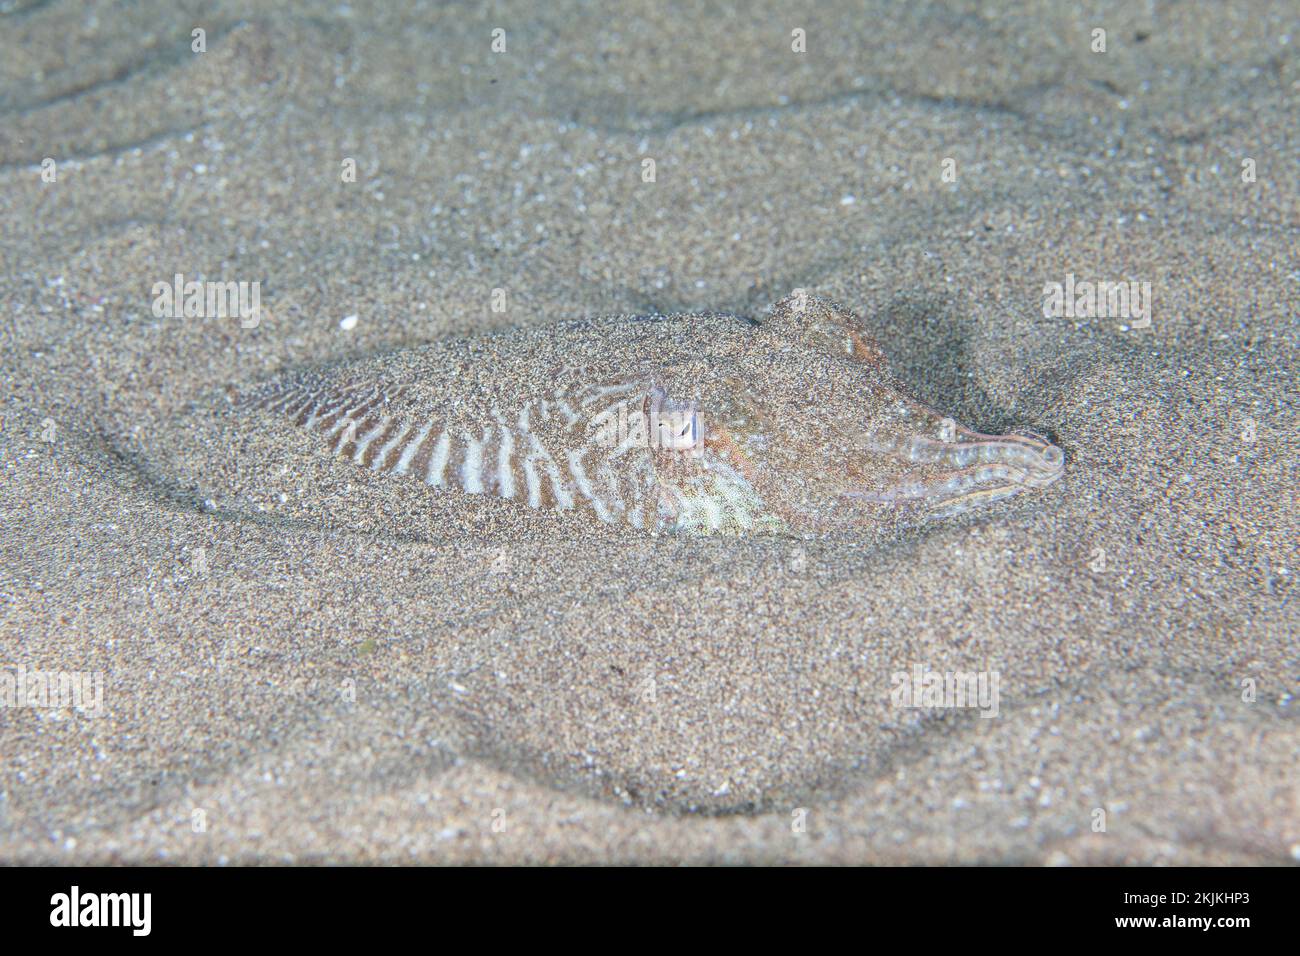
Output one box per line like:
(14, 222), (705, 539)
(238, 294), (1064, 536)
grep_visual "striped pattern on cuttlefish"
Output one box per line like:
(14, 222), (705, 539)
(237, 294), (1064, 535)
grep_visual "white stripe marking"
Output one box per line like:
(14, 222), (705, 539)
(331, 417), (365, 454)
(265, 390), (301, 413)
(462, 430), (487, 494)
(566, 449), (611, 522)
(426, 432), (450, 486)
(517, 404), (573, 510)
(285, 392), (318, 418)
(326, 396), (380, 438)
(393, 421), (433, 475)
(496, 420), (516, 498)
(371, 421), (412, 471)
(306, 390), (361, 428)
(555, 399), (581, 425)
(351, 419), (389, 463)
(579, 380), (641, 407)
(522, 458), (541, 508)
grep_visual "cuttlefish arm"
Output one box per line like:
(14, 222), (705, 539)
(677, 410), (1063, 534)
(845, 418), (1065, 516)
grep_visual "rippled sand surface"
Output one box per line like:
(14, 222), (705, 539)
(0, 0), (1295, 863)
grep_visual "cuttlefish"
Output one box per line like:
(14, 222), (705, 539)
(239, 294), (1064, 536)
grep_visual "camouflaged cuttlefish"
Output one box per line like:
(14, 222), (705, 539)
(238, 294), (1064, 535)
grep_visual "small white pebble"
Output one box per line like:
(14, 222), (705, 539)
(339, 314), (359, 331)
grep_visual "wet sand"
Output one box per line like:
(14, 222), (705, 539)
(0, 0), (1295, 863)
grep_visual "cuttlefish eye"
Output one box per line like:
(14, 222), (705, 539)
(654, 406), (701, 450)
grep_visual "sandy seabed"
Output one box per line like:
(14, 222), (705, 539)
(0, 1), (1296, 864)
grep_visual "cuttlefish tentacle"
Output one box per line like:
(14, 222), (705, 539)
(848, 425), (1065, 514)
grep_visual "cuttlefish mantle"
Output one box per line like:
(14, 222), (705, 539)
(237, 294), (1065, 536)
